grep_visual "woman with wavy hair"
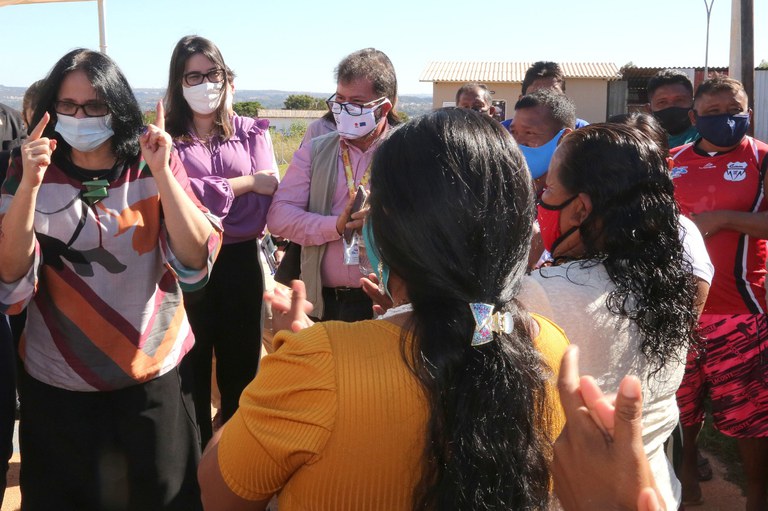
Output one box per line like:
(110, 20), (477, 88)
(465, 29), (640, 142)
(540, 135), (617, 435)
(520, 123), (700, 510)
(197, 108), (569, 510)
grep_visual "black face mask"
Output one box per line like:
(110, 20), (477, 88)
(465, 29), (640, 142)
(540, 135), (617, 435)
(652, 106), (692, 135)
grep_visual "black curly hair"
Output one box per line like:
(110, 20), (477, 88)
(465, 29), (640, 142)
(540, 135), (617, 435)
(369, 108), (552, 511)
(555, 123), (698, 373)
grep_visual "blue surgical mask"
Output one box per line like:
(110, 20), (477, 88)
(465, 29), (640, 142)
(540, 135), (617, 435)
(518, 128), (566, 179)
(55, 114), (114, 153)
(362, 219), (392, 299)
(694, 112), (749, 148)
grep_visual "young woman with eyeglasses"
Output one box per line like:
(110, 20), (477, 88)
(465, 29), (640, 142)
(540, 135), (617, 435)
(164, 35), (280, 449)
(0, 48), (221, 510)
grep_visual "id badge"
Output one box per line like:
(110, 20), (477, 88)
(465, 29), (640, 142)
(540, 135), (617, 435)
(260, 236), (278, 275)
(343, 232), (360, 265)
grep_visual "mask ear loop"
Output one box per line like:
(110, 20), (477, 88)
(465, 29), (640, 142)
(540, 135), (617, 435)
(549, 225), (579, 256)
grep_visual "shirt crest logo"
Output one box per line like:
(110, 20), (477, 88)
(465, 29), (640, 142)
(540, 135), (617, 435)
(723, 161), (748, 182)
(670, 166), (688, 179)
(700, 162), (717, 169)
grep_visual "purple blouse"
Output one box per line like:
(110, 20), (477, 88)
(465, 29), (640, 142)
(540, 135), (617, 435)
(174, 115), (279, 245)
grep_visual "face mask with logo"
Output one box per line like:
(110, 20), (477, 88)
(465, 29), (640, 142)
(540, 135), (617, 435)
(55, 114), (114, 153)
(536, 194), (579, 254)
(334, 99), (390, 140)
(694, 112), (750, 148)
(183, 82), (224, 115)
(518, 128), (566, 179)
(362, 219), (392, 299)
(652, 106), (692, 135)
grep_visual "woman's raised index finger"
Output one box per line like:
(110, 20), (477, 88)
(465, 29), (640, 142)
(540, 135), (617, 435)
(154, 101), (165, 132)
(29, 112), (50, 141)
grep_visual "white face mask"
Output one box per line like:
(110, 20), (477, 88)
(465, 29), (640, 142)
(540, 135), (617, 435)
(55, 114), (114, 153)
(183, 82), (224, 115)
(333, 99), (390, 140)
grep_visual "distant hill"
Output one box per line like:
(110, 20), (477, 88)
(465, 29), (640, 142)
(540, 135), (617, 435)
(0, 86), (433, 118)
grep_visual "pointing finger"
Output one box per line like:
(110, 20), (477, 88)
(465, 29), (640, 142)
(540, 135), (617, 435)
(154, 101), (165, 132)
(29, 112), (50, 141)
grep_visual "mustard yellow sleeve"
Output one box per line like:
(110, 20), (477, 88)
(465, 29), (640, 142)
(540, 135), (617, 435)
(218, 324), (337, 501)
(530, 313), (570, 440)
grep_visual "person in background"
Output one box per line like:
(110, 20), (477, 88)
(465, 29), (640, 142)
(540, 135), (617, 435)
(509, 88), (575, 195)
(0, 48), (221, 510)
(164, 35), (279, 449)
(647, 69), (699, 149)
(0, 104), (24, 157)
(671, 75), (768, 510)
(455, 82), (496, 117)
(502, 61), (589, 130)
(267, 48), (401, 322)
(0, 102), (25, 511)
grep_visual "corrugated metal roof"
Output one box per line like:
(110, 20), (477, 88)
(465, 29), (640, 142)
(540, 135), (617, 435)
(257, 109), (326, 119)
(419, 62), (621, 83)
(621, 66), (728, 78)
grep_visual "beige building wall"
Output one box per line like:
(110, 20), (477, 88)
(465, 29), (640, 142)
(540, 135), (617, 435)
(431, 78), (610, 123)
(562, 78), (609, 123)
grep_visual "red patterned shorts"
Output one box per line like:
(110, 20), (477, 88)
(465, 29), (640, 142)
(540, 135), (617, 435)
(676, 314), (768, 438)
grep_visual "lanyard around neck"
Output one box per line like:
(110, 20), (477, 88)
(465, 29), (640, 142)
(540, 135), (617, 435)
(340, 141), (371, 199)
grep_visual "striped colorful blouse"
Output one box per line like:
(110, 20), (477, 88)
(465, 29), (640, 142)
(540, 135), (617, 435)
(0, 151), (222, 391)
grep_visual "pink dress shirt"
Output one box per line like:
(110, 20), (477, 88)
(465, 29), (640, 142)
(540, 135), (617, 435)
(267, 132), (385, 289)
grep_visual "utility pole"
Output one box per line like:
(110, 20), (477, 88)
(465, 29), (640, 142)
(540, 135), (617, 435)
(740, 0), (754, 130)
(704, 0), (714, 79)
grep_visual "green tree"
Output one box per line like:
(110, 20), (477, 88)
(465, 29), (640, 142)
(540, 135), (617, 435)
(284, 94), (325, 110)
(233, 101), (263, 117)
(143, 110), (157, 125)
(758, 59), (768, 70)
(288, 121), (308, 139)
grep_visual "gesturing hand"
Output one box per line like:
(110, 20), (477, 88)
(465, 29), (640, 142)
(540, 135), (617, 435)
(21, 113), (57, 188)
(552, 346), (664, 511)
(264, 280), (314, 333)
(140, 101), (173, 175)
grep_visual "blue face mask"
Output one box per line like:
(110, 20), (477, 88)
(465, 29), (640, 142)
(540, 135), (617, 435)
(694, 112), (750, 148)
(518, 128), (566, 179)
(362, 219), (392, 299)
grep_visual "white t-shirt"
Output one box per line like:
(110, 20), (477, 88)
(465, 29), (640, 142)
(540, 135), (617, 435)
(519, 262), (686, 511)
(679, 215), (714, 284)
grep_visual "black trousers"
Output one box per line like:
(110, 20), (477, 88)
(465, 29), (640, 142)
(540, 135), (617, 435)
(321, 287), (374, 322)
(0, 315), (14, 508)
(19, 365), (201, 511)
(182, 240), (264, 448)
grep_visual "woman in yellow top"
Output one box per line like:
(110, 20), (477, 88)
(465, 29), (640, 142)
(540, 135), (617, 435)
(198, 108), (568, 510)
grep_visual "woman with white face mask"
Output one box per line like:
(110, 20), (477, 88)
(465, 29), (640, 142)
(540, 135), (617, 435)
(164, 35), (280, 449)
(0, 48), (222, 510)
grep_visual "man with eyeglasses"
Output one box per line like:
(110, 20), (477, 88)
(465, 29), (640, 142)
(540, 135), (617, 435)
(267, 48), (401, 321)
(455, 83), (496, 118)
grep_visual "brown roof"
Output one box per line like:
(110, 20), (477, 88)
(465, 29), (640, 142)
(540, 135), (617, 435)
(419, 62), (621, 83)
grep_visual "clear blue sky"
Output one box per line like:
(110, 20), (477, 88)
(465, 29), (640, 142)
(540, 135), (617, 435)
(1, 0), (766, 95)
